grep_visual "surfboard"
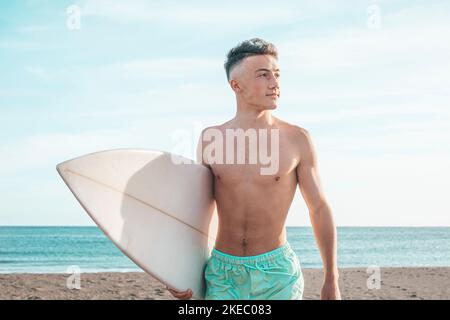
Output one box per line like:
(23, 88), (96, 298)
(56, 149), (218, 300)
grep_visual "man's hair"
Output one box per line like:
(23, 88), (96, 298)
(224, 38), (278, 81)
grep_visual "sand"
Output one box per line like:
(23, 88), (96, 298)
(0, 267), (449, 300)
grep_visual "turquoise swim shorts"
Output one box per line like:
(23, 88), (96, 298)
(204, 242), (304, 300)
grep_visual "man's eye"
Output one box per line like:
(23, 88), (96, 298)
(259, 73), (280, 78)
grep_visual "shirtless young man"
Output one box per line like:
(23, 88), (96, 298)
(167, 38), (341, 300)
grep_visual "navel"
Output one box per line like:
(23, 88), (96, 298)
(241, 237), (248, 255)
(275, 176), (280, 181)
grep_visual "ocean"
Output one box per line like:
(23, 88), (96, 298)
(0, 226), (449, 274)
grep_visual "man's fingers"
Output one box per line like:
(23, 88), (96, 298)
(170, 291), (190, 299)
(167, 286), (188, 294)
(174, 290), (191, 297)
(166, 286), (192, 298)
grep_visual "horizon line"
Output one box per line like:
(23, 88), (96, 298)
(1, 225), (449, 228)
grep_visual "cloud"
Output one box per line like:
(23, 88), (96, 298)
(45, 57), (225, 91)
(0, 130), (140, 175)
(289, 109), (450, 157)
(26, 66), (52, 80)
(280, 100), (450, 124)
(279, 26), (450, 82)
(80, 0), (301, 27)
(0, 41), (49, 50)
(287, 153), (450, 226)
(278, 2), (450, 89)
(95, 58), (224, 81)
(22, 57), (233, 117)
(0, 112), (229, 175)
(17, 25), (50, 33)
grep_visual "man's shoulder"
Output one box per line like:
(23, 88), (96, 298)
(200, 125), (223, 137)
(292, 125), (311, 141)
(274, 117), (311, 140)
(282, 122), (315, 161)
(201, 118), (311, 138)
(200, 120), (234, 135)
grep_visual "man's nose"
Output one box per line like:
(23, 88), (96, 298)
(269, 73), (279, 89)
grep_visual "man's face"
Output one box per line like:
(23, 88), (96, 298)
(230, 54), (280, 111)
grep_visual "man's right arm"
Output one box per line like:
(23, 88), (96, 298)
(196, 127), (212, 169)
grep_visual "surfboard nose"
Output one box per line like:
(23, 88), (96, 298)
(56, 160), (70, 175)
(56, 162), (63, 172)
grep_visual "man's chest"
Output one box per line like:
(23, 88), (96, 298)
(209, 146), (300, 187)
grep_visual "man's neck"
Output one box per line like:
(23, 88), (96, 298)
(233, 105), (275, 129)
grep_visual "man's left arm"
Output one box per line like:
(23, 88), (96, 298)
(295, 128), (341, 300)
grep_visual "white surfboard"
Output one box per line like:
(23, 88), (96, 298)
(56, 149), (218, 299)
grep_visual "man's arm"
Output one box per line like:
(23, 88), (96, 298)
(196, 128), (206, 165)
(196, 127), (214, 171)
(295, 128), (341, 299)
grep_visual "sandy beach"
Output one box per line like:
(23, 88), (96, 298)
(0, 267), (449, 300)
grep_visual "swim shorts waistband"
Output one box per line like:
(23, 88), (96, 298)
(211, 242), (293, 265)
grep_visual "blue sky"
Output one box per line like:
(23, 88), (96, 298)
(1, 0), (449, 226)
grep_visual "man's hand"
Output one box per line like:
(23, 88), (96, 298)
(166, 286), (193, 300)
(320, 279), (341, 300)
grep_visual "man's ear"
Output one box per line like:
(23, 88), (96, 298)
(230, 79), (241, 93)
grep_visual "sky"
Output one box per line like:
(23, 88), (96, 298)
(0, 0), (449, 226)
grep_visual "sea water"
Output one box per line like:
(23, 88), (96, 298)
(0, 226), (449, 273)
